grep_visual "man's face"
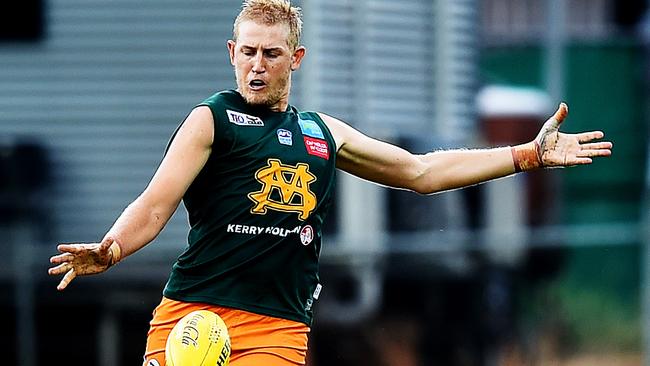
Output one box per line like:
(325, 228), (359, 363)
(228, 20), (305, 111)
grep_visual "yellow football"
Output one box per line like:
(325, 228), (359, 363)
(165, 310), (231, 366)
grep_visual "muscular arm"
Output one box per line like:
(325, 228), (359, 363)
(319, 104), (611, 194)
(321, 113), (515, 194)
(106, 106), (214, 258)
(49, 106), (214, 290)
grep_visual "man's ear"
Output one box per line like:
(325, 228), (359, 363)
(227, 40), (236, 66)
(291, 46), (306, 71)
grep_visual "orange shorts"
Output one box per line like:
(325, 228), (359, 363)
(143, 297), (310, 366)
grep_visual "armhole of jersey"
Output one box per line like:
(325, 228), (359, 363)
(305, 112), (338, 154)
(164, 110), (194, 156)
(165, 104), (218, 156)
(196, 103), (218, 145)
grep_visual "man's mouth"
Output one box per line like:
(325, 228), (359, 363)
(249, 79), (266, 91)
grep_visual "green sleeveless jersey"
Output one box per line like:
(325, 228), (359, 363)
(163, 90), (336, 325)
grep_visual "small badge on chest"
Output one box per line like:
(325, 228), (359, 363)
(277, 129), (293, 146)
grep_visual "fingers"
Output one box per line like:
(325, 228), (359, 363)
(50, 240), (106, 291)
(49, 262), (76, 291)
(48, 262), (72, 276)
(57, 269), (77, 291)
(50, 252), (74, 264)
(57, 243), (97, 253)
(575, 131), (605, 143)
(580, 141), (613, 150)
(546, 102), (569, 130)
(569, 139), (612, 164)
(577, 140), (612, 159)
(553, 102), (568, 124)
(577, 148), (612, 158)
(49, 252), (74, 277)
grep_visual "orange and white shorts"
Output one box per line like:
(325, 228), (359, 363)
(143, 297), (310, 366)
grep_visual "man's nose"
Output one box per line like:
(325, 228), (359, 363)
(252, 53), (265, 73)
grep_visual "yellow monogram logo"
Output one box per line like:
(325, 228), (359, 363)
(248, 159), (317, 221)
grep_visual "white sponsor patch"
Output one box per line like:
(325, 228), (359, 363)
(313, 283), (322, 299)
(147, 360), (160, 366)
(226, 110), (264, 126)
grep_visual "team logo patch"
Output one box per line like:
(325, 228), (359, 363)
(226, 109), (264, 126)
(298, 118), (325, 138)
(248, 159), (317, 221)
(304, 137), (329, 160)
(300, 225), (314, 246)
(277, 129), (293, 146)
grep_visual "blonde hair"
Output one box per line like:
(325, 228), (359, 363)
(233, 0), (303, 51)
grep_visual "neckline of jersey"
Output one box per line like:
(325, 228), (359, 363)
(230, 89), (298, 117)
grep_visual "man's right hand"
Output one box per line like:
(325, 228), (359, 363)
(48, 237), (121, 291)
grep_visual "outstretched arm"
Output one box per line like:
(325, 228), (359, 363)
(320, 103), (612, 194)
(48, 106), (215, 290)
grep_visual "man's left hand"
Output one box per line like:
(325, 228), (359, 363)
(536, 102), (612, 167)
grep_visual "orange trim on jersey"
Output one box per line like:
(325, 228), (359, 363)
(142, 297), (310, 366)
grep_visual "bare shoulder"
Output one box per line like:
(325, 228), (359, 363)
(316, 112), (355, 152)
(185, 105), (215, 131)
(190, 105), (214, 121)
(176, 106), (215, 147)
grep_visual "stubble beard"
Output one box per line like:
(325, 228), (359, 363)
(237, 70), (291, 110)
